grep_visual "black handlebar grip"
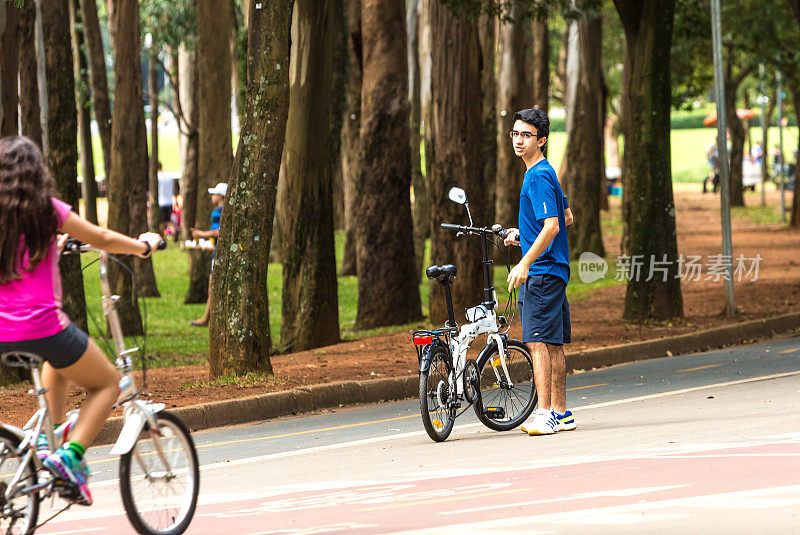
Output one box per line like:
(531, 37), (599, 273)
(157, 240), (167, 251)
(440, 223), (461, 231)
(63, 238), (82, 252)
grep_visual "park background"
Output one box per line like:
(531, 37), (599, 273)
(1, 0), (799, 396)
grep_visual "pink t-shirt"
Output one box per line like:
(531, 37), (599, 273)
(0, 198), (73, 341)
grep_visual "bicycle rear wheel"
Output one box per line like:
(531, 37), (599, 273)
(419, 346), (455, 442)
(119, 411), (199, 535)
(0, 429), (39, 535)
(474, 339), (537, 431)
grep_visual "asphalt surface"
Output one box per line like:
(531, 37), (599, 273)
(36, 333), (800, 534)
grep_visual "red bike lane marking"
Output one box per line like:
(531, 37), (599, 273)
(38, 440), (800, 534)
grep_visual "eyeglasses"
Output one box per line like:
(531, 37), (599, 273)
(509, 130), (537, 140)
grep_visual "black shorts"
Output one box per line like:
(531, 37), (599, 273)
(0, 322), (89, 369)
(518, 274), (571, 345)
(159, 205), (172, 224)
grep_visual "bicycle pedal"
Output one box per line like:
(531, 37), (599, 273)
(484, 406), (506, 419)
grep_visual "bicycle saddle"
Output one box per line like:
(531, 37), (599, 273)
(0, 351), (45, 369)
(426, 264), (457, 282)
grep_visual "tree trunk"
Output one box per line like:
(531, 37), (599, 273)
(280, 0), (340, 352)
(188, 0), (233, 305)
(339, 0), (361, 277)
(354, 0), (422, 329)
(107, 0), (146, 334)
(409, 0), (429, 283)
(148, 54), (160, 232)
(790, 88), (800, 228)
(68, 0), (98, 225)
(419, 0), (433, 185)
(178, 46), (199, 244)
(209, 0), (292, 377)
(111, 4), (159, 299)
(80, 0), (112, 177)
(495, 0), (532, 241)
(613, 0), (683, 321)
(427, 1), (484, 325)
(330, 0), (347, 233)
(18, 1), (42, 146)
(1, 3), (19, 136)
(532, 8), (549, 115)
(563, 12), (605, 259)
(40, 0), (88, 332)
(725, 72), (746, 208)
(479, 12), (496, 231)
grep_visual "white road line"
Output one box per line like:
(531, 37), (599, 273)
(194, 369), (800, 473)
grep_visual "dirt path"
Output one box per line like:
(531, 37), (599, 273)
(2, 189), (799, 427)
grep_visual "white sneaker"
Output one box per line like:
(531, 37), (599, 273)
(553, 410), (577, 432)
(521, 408), (557, 436)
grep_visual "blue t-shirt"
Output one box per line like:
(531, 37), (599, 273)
(518, 159), (570, 284)
(210, 205), (222, 231)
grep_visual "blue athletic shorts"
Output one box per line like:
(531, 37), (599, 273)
(518, 274), (571, 345)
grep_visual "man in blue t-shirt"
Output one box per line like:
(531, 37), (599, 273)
(189, 182), (226, 327)
(503, 108), (575, 436)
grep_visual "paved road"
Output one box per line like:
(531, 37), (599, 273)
(38, 333), (800, 534)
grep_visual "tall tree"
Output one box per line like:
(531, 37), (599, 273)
(187, 0), (232, 304)
(148, 54), (160, 232)
(209, 0), (292, 377)
(723, 56), (750, 208)
(409, 0), (430, 282)
(40, 0), (88, 331)
(563, 10), (605, 258)
(532, 5), (549, 114)
(339, 0), (361, 277)
(427, 1), (484, 325)
(495, 1), (533, 238)
(68, 0), (98, 224)
(1, 2), (19, 136)
(355, 0), (422, 329)
(107, 0), (148, 334)
(79, 0), (112, 177)
(18, 1), (42, 146)
(279, 0), (340, 352)
(613, 0), (683, 321)
(478, 11), (496, 237)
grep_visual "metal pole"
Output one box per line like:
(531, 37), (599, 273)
(759, 64), (767, 207)
(710, 0), (736, 317)
(777, 71), (786, 223)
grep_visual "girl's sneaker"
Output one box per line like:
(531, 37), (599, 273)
(43, 447), (92, 506)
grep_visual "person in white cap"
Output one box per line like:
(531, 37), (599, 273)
(189, 182), (226, 327)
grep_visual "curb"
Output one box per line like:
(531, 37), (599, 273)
(94, 311), (800, 445)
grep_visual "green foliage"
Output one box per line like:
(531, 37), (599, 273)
(139, 0), (196, 54)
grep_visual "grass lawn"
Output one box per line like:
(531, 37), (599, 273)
(80, 228), (624, 361)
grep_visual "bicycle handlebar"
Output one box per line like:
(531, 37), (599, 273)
(440, 223), (511, 239)
(63, 238), (167, 254)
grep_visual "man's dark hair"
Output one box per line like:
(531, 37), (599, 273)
(513, 108), (549, 146)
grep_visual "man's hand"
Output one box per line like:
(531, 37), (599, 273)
(190, 227), (204, 239)
(507, 261), (530, 293)
(504, 228), (521, 246)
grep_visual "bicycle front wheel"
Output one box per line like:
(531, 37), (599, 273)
(119, 411), (199, 535)
(0, 429), (39, 535)
(419, 346), (455, 442)
(474, 339), (537, 431)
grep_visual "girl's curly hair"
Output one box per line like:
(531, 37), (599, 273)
(0, 136), (59, 283)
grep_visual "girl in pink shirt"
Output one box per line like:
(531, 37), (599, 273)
(0, 136), (161, 505)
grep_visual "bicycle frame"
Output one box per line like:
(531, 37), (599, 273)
(0, 248), (173, 510)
